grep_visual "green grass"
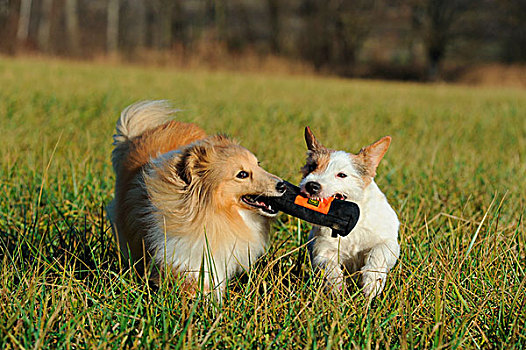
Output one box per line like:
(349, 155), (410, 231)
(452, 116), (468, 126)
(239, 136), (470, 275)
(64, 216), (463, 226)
(1, 56), (525, 349)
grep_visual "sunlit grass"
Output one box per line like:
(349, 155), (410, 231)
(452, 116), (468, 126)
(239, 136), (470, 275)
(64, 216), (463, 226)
(1, 56), (525, 348)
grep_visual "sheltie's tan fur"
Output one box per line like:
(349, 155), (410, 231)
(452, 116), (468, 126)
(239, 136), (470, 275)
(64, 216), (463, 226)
(107, 101), (283, 297)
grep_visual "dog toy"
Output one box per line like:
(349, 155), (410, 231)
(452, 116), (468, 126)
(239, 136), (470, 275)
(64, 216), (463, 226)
(266, 181), (360, 237)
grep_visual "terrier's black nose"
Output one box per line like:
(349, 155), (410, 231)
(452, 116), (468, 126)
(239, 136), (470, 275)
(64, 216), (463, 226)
(305, 181), (321, 195)
(276, 181), (287, 194)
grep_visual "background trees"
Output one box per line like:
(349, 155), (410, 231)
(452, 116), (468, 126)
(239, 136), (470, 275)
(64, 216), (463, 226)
(0, 0), (523, 80)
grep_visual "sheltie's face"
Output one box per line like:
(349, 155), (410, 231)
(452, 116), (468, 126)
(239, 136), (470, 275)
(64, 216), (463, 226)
(179, 137), (285, 217)
(217, 147), (285, 217)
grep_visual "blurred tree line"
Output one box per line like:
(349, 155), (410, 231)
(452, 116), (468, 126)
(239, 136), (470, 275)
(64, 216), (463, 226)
(0, 0), (524, 80)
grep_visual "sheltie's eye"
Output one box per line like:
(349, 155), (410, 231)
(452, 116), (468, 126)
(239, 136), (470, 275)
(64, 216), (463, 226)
(236, 171), (249, 179)
(308, 163), (317, 172)
(336, 172), (347, 178)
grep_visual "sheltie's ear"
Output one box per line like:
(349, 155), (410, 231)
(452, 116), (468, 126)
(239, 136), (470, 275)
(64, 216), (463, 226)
(177, 144), (210, 185)
(357, 136), (391, 178)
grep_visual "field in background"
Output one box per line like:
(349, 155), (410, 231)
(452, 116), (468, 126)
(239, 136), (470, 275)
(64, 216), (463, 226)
(1, 57), (525, 348)
(19, 52), (526, 89)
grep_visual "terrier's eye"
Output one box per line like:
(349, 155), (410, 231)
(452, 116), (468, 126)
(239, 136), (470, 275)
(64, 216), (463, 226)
(308, 163), (317, 172)
(236, 171), (249, 179)
(336, 172), (347, 178)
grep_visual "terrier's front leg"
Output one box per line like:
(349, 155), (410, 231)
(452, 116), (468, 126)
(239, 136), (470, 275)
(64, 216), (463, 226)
(361, 239), (399, 299)
(309, 236), (348, 292)
(313, 254), (345, 292)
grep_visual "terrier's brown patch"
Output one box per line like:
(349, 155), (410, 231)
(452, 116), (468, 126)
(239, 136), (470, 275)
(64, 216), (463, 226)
(351, 136), (392, 185)
(302, 126), (334, 177)
(301, 148), (333, 177)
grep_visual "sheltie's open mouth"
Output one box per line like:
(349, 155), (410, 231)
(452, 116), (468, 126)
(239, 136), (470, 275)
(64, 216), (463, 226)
(242, 195), (279, 215)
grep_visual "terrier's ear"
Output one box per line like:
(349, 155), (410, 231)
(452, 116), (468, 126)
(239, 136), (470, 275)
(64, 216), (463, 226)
(305, 126), (323, 151)
(358, 136), (391, 178)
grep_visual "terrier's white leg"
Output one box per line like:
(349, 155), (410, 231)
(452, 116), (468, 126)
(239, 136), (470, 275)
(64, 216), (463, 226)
(361, 239), (399, 298)
(309, 232), (347, 292)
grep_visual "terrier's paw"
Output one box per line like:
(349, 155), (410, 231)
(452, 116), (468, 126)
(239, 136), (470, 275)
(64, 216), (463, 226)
(325, 274), (345, 293)
(361, 267), (387, 299)
(315, 261), (345, 293)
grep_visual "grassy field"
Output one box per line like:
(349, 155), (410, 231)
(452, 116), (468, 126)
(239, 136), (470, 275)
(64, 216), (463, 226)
(1, 56), (525, 349)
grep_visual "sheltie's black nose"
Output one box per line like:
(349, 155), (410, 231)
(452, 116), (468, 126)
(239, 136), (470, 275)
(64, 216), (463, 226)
(276, 181), (287, 194)
(305, 181), (321, 195)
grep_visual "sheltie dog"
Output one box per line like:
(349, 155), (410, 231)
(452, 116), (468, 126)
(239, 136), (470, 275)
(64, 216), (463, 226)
(299, 127), (400, 299)
(107, 101), (285, 298)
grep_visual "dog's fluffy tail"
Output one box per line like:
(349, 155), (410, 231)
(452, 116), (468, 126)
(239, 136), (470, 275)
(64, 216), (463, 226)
(112, 100), (178, 172)
(113, 100), (177, 144)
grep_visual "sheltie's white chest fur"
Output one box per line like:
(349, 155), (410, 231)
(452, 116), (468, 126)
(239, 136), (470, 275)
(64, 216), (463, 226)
(144, 191), (271, 291)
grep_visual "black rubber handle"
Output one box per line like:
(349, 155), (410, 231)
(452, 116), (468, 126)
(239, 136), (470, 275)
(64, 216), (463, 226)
(267, 181), (360, 237)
